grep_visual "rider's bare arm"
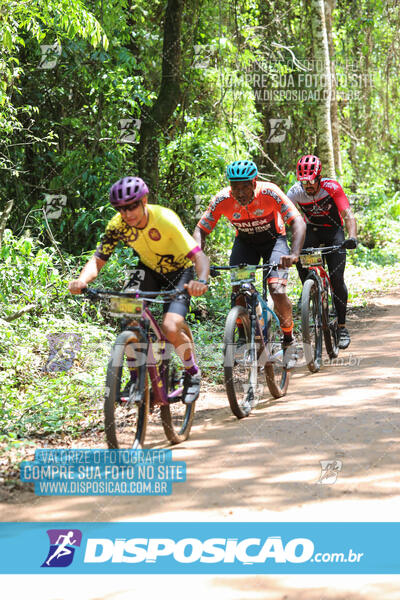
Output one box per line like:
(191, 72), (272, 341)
(192, 225), (207, 251)
(68, 255), (106, 294)
(341, 207), (357, 239)
(280, 215), (306, 268)
(290, 215), (306, 258)
(185, 250), (210, 297)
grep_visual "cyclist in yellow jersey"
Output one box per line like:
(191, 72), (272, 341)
(96, 203), (204, 274)
(69, 176), (210, 401)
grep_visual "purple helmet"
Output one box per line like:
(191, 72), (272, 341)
(109, 177), (149, 207)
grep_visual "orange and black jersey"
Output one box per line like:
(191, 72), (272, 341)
(197, 181), (301, 244)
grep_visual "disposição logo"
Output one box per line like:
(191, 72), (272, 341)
(41, 529), (82, 567)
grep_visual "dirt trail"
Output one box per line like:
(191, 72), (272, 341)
(2, 292), (400, 598)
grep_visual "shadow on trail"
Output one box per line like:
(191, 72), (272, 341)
(1, 295), (399, 521)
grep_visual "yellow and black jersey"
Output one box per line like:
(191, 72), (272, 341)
(95, 205), (200, 274)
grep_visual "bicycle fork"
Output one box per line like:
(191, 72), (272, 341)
(247, 297), (261, 408)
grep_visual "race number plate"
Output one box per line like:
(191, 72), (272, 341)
(300, 254), (323, 267)
(109, 296), (143, 317)
(230, 266), (256, 284)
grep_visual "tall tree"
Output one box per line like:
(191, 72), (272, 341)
(0, 199), (14, 249)
(310, 0), (335, 177)
(137, 0), (184, 198)
(325, 0), (342, 179)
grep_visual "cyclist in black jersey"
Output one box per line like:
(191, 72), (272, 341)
(287, 155), (358, 349)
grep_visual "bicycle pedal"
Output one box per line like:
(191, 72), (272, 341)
(132, 396), (141, 404)
(120, 391), (143, 404)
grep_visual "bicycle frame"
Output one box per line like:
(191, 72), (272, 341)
(300, 245), (341, 309)
(303, 266), (330, 317)
(141, 308), (184, 407)
(86, 288), (184, 406)
(299, 245), (342, 369)
(259, 269), (282, 361)
(211, 261), (289, 415)
(212, 263), (280, 363)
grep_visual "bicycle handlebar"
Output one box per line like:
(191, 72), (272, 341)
(84, 287), (186, 303)
(210, 263), (279, 276)
(300, 245), (342, 255)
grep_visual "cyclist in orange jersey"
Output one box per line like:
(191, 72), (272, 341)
(193, 160), (306, 367)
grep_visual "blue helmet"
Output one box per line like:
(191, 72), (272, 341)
(226, 160), (258, 181)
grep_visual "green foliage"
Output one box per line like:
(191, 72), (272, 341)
(0, 313), (112, 441)
(0, 229), (71, 321)
(349, 185), (400, 259)
(1, 0), (400, 462)
(3, 0), (269, 254)
(2, 0), (400, 257)
(0, 0), (107, 176)
(333, 0), (400, 189)
(0, 230), (115, 446)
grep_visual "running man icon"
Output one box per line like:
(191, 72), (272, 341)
(46, 531), (76, 565)
(41, 529), (82, 568)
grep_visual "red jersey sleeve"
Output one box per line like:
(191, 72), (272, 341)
(321, 180), (350, 213)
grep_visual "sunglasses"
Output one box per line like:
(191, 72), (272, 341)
(301, 179), (317, 186)
(117, 201), (142, 212)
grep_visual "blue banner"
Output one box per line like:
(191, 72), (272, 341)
(20, 449), (186, 496)
(0, 522), (399, 574)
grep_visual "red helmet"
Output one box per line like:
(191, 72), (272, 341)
(296, 155), (322, 181)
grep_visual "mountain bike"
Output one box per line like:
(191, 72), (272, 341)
(210, 263), (290, 419)
(299, 245), (341, 373)
(85, 287), (196, 448)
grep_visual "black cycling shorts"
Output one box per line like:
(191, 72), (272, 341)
(296, 226), (348, 324)
(125, 263), (193, 318)
(297, 226), (346, 282)
(229, 235), (290, 285)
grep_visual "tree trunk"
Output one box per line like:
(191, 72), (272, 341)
(324, 0), (342, 180)
(362, 11), (374, 137)
(137, 0), (184, 200)
(0, 199), (14, 249)
(310, 0), (335, 178)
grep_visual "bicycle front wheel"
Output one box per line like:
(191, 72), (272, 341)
(104, 330), (149, 449)
(160, 357), (196, 444)
(301, 278), (323, 373)
(223, 305), (257, 419)
(322, 284), (339, 359)
(264, 310), (289, 398)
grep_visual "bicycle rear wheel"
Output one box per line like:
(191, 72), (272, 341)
(322, 283), (339, 359)
(223, 305), (257, 419)
(301, 278), (323, 373)
(104, 330), (149, 449)
(160, 355), (196, 444)
(264, 309), (289, 398)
